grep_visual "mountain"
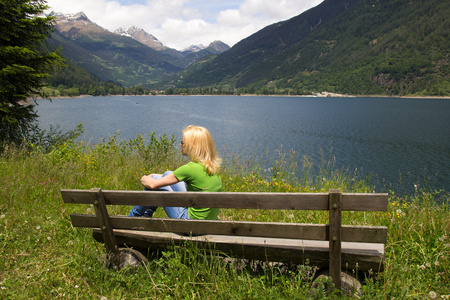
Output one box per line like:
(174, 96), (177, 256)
(179, 41), (231, 67)
(114, 26), (230, 66)
(49, 12), (182, 86)
(174, 0), (449, 96)
(114, 26), (183, 60)
(115, 26), (166, 50)
(48, 13), (230, 87)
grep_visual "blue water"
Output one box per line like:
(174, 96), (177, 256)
(36, 95), (450, 194)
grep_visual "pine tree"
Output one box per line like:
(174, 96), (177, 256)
(0, 0), (63, 144)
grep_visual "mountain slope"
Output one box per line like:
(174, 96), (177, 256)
(114, 26), (183, 60)
(48, 13), (182, 86)
(175, 0), (449, 96)
(48, 13), (230, 87)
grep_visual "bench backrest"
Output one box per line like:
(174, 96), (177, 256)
(62, 189), (388, 243)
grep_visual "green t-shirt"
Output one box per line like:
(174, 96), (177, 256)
(173, 162), (222, 220)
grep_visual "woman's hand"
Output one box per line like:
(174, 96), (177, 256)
(140, 175), (155, 189)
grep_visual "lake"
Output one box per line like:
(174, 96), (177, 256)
(36, 95), (450, 194)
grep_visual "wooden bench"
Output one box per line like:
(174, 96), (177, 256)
(61, 188), (388, 291)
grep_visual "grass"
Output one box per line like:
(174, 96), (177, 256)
(0, 133), (449, 299)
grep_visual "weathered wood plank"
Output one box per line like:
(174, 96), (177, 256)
(62, 190), (329, 210)
(61, 189), (388, 212)
(70, 214), (387, 243)
(92, 229), (385, 272)
(342, 193), (389, 211)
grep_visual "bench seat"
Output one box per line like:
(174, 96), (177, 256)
(92, 228), (384, 272)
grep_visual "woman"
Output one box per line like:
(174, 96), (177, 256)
(128, 125), (222, 220)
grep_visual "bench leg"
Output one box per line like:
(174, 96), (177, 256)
(329, 190), (342, 291)
(91, 188), (121, 268)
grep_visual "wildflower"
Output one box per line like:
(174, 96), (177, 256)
(36, 226), (41, 230)
(396, 209), (402, 214)
(68, 240), (73, 245)
(429, 291), (437, 299)
(0, 214), (5, 219)
(425, 262), (431, 268)
(75, 285), (79, 289)
(288, 214), (294, 219)
(47, 237), (51, 241)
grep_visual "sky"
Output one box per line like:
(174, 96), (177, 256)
(45, 0), (324, 50)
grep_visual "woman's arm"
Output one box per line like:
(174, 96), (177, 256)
(141, 172), (180, 190)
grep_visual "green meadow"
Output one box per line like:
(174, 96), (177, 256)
(1, 130), (449, 299)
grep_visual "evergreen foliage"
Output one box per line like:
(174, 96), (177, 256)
(0, 0), (63, 144)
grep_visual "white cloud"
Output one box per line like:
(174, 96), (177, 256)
(46, 0), (323, 50)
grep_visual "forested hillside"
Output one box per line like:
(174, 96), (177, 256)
(172, 0), (449, 96)
(45, 12), (229, 90)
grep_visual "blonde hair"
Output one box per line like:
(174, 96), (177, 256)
(182, 125), (221, 175)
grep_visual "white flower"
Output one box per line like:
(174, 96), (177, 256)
(429, 291), (437, 299)
(75, 285), (79, 289)
(0, 214), (5, 219)
(396, 209), (402, 214)
(47, 237), (51, 241)
(36, 226), (40, 230)
(288, 214), (294, 219)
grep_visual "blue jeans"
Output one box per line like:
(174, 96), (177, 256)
(128, 171), (190, 219)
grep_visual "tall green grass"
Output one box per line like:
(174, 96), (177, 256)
(0, 133), (449, 299)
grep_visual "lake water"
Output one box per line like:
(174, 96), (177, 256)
(36, 95), (450, 194)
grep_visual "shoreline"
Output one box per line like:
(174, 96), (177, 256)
(22, 93), (450, 105)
